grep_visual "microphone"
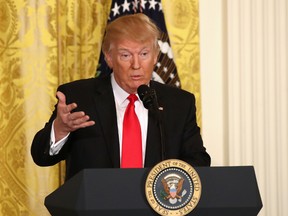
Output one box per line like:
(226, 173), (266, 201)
(137, 84), (159, 111)
(137, 84), (166, 161)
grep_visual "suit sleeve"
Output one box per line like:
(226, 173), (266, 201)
(30, 86), (69, 166)
(179, 94), (211, 166)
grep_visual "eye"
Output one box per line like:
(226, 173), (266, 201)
(139, 50), (150, 59)
(119, 52), (132, 61)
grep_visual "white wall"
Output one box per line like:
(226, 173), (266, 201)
(199, 0), (288, 216)
(199, 0), (228, 166)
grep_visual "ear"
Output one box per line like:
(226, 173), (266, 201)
(104, 52), (113, 68)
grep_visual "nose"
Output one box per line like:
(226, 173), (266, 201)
(131, 55), (141, 70)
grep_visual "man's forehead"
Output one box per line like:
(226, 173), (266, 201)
(114, 39), (153, 49)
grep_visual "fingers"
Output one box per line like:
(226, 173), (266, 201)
(55, 91), (95, 134)
(68, 113), (95, 129)
(68, 112), (94, 126)
(54, 110), (95, 141)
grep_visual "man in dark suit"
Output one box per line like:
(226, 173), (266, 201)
(31, 13), (210, 181)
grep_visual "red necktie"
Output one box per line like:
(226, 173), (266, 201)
(121, 94), (142, 168)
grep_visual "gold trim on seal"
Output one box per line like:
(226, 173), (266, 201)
(145, 159), (201, 216)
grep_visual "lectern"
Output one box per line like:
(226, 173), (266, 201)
(45, 166), (262, 216)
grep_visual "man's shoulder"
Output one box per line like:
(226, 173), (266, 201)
(59, 75), (110, 90)
(151, 80), (194, 98)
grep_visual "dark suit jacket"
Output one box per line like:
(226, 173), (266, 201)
(31, 75), (210, 180)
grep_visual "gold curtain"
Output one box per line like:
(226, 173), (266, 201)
(0, 0), (110, 215)
(0, 0), (200, 215)
(162, 0), (202, 124)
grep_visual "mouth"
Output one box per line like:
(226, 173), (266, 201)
(130, 75), (142, 80)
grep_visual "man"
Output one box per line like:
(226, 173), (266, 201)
(31, 13), (210, 181)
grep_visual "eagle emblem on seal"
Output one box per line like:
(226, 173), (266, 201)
(161, 173), (187, 204)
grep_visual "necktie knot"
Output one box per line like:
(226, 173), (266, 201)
(128, 94), (138, 104)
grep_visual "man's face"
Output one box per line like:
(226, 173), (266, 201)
(105, 39), (158, 94)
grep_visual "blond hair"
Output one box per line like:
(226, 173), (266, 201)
(102, 13), (160, 53)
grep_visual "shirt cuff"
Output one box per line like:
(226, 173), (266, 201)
(49, 121), (69, 155)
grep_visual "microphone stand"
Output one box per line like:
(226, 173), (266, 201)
(150, 89), (166, 161)
(156, 106), (166, 161)
(138, 85), (166, 161)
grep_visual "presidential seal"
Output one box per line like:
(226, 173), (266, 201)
(145, 159), (201, 216)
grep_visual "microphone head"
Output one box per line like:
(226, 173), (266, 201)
(137, 85), (150, 102)
(137, 85), (157, 110)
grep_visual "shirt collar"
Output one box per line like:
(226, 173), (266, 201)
(111, 73), (141, 108)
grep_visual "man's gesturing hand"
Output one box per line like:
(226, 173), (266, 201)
(54, 91), (95, 142)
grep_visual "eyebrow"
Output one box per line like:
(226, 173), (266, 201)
(117, 47), (151, 53)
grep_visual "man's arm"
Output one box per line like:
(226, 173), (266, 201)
(180, 94), (211, 166)
(30, 90), (95, 166)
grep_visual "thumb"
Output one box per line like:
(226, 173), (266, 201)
(56, 91), (66, 106)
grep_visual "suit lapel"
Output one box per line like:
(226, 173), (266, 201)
(90, 79), (165, 168)
(92, 76), (120, 168)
